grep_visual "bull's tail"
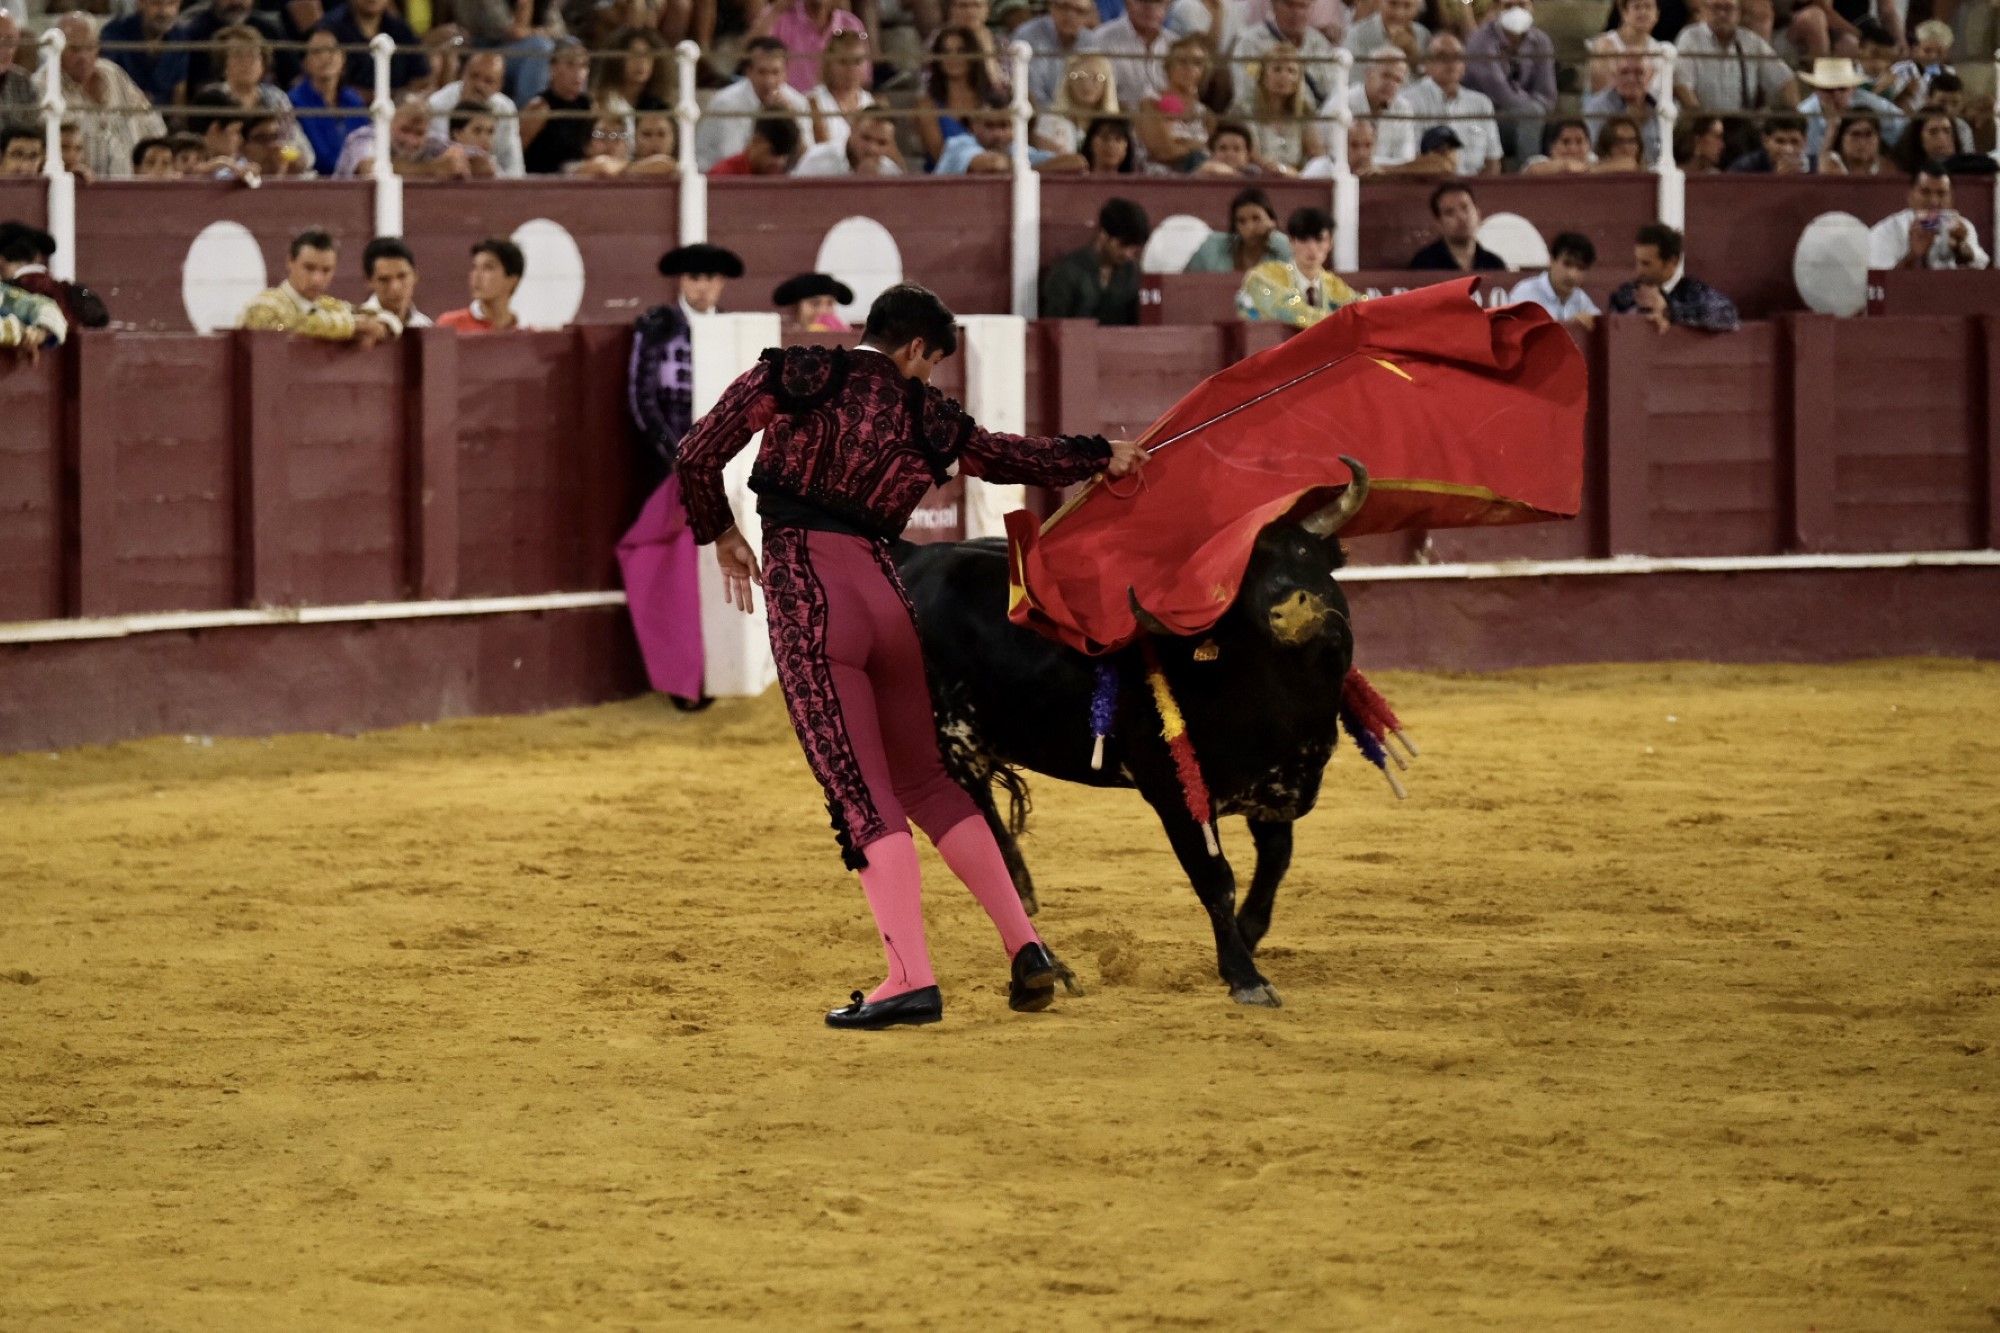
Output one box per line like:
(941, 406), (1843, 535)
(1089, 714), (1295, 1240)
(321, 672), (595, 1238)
(991, 762), (1033, 837)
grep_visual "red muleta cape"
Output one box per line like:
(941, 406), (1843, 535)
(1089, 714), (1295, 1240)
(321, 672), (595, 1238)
(1005, 278), (1587, 655)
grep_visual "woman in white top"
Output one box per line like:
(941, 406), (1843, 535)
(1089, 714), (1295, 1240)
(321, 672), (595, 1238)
(807, 30), (873, 146)
(1235, 45), (1324, 175)
(1032, 52), (1118, 155)
(1586, 0), (1674, 95)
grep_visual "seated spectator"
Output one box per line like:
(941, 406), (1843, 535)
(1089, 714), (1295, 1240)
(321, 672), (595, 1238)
(60, 124), (97, 182)
(1587, 0), (1673, 95)
(1017, 0), (1096, 108)
(240, 112), (307, 178)
(0, 127), (42, 178)
(1819, 114), (1886, 174)
(520, 38), (592, 176)
(1584, 54), (1661, 166)
(1206, 121), (1257, 173)
(805, 30), (873, 148)
(0, 278), (65, 359)
(1228, 0), (1340, 110)
(1852, 19), (1911, 111)
(132, 136), (179, 176)
(1040, 196), (1151, 325)
(1727, 111), (1810, 172)
(1237, 45), (1324, 173)
(361, 236), (432, 330)
(1240, 0), (1350, 45)
(1521, 117), (1594, 173)
(1409, 182), (1506, 270)
(936, 105), (1053, 173)
(1674, 112), (1726, 171)
(629, 113), (681, 174)
(1386, 32), (1500, 175)
(1672, 0), (1793, 122)
(1033, 53), (1119, 156)
(179, 0), (286, 95)
(932, 0), (1012, 95)
(1867, 164), (1990, 271)
(429, 51), (524, 178)
(1, 13), (40, 133)
(1079, 0), (1177, 113)
(1796, 57), (1904, 160)
(438, 237), (527, 333)
(448, 101), (502, 178)
(794, 106), (905, 174)
(1608, 221), (1739, 332)
(1594, 114), (1647, 170)
(1784, 0), (1881, 63)
(318, 0), (428, 93)
(1462, 0), (1555, 163)
(1185, 186), (1292, 273)
(101, 0), (190, 108)
(1893, 108), (1966, 176)
(55, 14), (168, 179)
(753, 0), (867, 94)
(569, 115), (638, 177)
(1074, 113), (1137, 173)
(454, 0), (560, 104)
(1508, 231), (1598, 333)
(772, 271), (855, 332)
(182, 89), (249, 176)
(211, 25), (314, 172)
(1330, 45), (1410, 161)
(1138, 36), (1219, 172)
(335, 96), (474, 179)
(917, 25), (1001, 168)
(240, 228), (399, 343)
(290, 30), (369, 176)
(166, 132), (206, 175)
(710, 113), (803, 174)
(594, 27), (673, 123)
(1919, 73), (1978, 158)
(696, 35), (813, 169)
(1343, 0), (1429, 63)
(1239, 206), (1358, 327)
(1889, 19), (1954, 110)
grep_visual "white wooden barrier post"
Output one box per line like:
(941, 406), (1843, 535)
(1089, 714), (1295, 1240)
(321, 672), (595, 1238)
(1655, 48), (1685, 233)
(690, 313), (783, 697)
(369, 32), (403, 237)
(675, 40), (708, 243)
(957, 315), (1029, 538)
(36, 28), (75, 282)
(1328, 49), (1359, 273)
(1008, 39), (1039, 317)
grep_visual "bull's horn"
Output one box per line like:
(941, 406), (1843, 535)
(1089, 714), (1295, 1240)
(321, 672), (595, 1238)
(1300, 456), (1371, 538)
(1127, 589), (1172, 637)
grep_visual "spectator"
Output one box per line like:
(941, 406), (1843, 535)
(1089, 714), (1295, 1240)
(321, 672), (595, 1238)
(805, 30), (873, 148)
(183, 88), (248, 175)
(60, 124), (96, 181)
(1080, 0), (1174, 111)
(335, 95), (473, 178)
(1343, 0), (1428, 62)
(1184, 186), (1292, 272)
(1889, 19), (1953, 109)
(237, 111), (304, 177)
(1206, 120), (1255, 172)
(178, 0), (286, 94)
(241, 228), (398, 343)
(1239, 0), (1350, 45)
(1508, 230), (1598, 334)
(1075, 112), (1137, 172)
(1228, 0), (1339, 108)
(438, 237), (526, 333)
(1784, 0), (1884, 62)
(167, 132), (207, 174)
(772, 271), (854, 332)
(429, 50), (525, 177)
(1017, 0), (1095, 108)
(360, 236), (432, 329)
(1867, 164), (1990, 270)
(319, 0), (427, 93)
(1409, 182), (1505, 270)
(0, 126), (40, 176)
(414, 26), (469, 101)
(1726, 110), (1809, 172)
(1796, 57), (1903, 160)
(754, 0), (867, 93)
(1892, 108), (1961, 176)
(1594, 114), (1646, 170)
(453, 0), (561, 103)
(55, 14), (168, 179)
(1672, 0), (1793, 120)
(1237, 45), (1325, 172)
(212, 25), (314, 172)
(1521, 116), (1594, 173)
(915, 25), (998, 167)
(1674, 111), (1726, 170)
(1330, 44), (1419, 164)
(0, 13), (38, 132)
(1137, 35), (1217, 172)
(1919, 73), (1977, 158)
(1587, 0), (1673, 95)
(0, 278), (64, 359)
(929, 0), (1012, 96)
(1033, 52), (1118, 155)
(935, 103), (1053, 173)
(594, 27), (673, 121)
(100, 0), (188, 107)
(520, 37), (592, 175)
(1854, 18), (1913, 111)
(447, 100), (502, 177)
(290, 30), (368, 175)
(1387, 32), (1501, 174)
(1609, 221), (1738, 332)
(629, 242), (743, 490)
(1040, 195), (1150, 324)
(1583, 54), (1660, 165)
(709, 113), (802, 174)
(793, 105), (904, 173)
(569, 114), (637, 176)
(1239, 205), (1358, 327)
(629, 113), (680, 174)
(696, 35), (812, 169)
(132, 135), (178, 175)
(1819, 113), (1885, 174)
(1462, 0), (1555, 163)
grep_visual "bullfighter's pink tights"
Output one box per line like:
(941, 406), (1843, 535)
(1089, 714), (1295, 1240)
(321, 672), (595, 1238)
(860, 819), (1043, 1002)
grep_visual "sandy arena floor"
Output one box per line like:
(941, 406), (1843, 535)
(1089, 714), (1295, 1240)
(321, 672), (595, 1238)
(2, 660), (1996, 1329)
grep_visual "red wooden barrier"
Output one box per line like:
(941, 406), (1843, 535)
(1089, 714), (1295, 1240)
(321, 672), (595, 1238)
(1354, 173), (1658, 272)
(1867, 268), (2000, 317)
(0, 177), (49, 231)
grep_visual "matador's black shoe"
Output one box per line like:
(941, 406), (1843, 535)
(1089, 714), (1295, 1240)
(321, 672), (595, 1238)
(825, 985), (943, 1030)
(1009, 942), (1059, 1013)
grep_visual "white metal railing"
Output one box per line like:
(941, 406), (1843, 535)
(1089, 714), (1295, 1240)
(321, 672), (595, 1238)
(1655, 47), (1685, 234)
(35, 28), (76, 283)
(1008, 39), (1039, 318)
(1328, 48), (1359, 273)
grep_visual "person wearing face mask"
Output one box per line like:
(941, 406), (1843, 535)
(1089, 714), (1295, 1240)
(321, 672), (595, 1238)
(1462, 0), (1555, 164)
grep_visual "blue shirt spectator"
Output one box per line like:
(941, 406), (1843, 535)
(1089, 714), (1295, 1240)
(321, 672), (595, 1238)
(934, 123), (1051, 173)
(318, 0), (428, 93)
(101, 0), (191, 107)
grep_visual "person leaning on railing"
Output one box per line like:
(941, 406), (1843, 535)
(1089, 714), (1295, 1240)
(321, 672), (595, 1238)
(0, 277), (65, 362)
(240, 228), (401, 345)
(1238, 206), (1359, 328)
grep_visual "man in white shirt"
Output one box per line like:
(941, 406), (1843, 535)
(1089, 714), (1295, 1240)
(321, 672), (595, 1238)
(1509, 231), (1600, 334)
(360, 237), (434, 330)
(428, 52), (525, 178)
(1229, 0), (1341, 109)
(792, 109), (906, 175)
(1382, 32), (1502, 174)
(1673, 0), (1794, 115)
(1343, 0), (1428, 59)
(1867, 166), (1991, 271)
(1079, 0), (1175, 111)
(695, 37), (815, 170)
(1327, 43), (1411, 163)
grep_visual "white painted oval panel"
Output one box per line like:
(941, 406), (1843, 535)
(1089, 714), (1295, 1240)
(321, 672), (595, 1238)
(814, 215), (904, 323)
(181, 221), (268, 333)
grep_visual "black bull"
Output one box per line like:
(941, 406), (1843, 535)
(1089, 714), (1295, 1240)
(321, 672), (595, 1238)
(896, 459), (1373, 1008)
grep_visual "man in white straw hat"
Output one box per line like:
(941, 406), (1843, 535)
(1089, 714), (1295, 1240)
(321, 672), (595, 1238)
(1797, 55), (1904, 160)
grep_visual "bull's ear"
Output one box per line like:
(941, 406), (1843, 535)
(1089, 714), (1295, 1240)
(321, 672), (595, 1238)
(1127, 589), (1172, 637)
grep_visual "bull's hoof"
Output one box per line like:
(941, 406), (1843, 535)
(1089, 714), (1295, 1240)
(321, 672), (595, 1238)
(1051, 953), (1085, 997)
(1230, 982), (1283, 1008)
